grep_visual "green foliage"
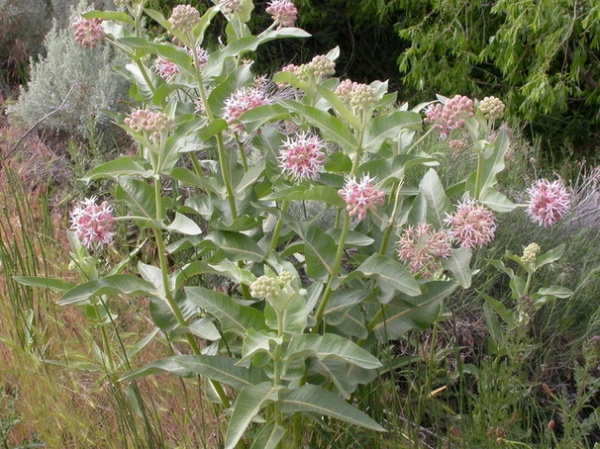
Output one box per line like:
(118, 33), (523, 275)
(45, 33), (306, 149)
(7, 0), (129, 137)
(394, 0), (600, 155)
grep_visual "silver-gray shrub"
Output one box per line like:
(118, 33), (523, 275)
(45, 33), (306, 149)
(8, 0), (128, 137)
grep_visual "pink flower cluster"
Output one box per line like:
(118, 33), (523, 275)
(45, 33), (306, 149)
(73, 16), (104, 48)
(124, 109), (174, 138)
(397, 224), (453, 277)
(279, 132), (325, 182)
(424, 95), (474, 139)
(338, 174), (385, 221)
(266, 0), (298, 28)
(526, 179), (570, 227)
(155, 58), (179, 81)
(222, 86), (271, 131)
(444, 199), (496, 250)
(70, 197), (116, 249)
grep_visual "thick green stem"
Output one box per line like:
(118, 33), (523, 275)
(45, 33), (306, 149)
(313, 213), (351, 333)
(153, 179), (230, 407)
(378, 181), (404, 255)
(269, 201), (289, 254)
(236, 135), (249, 171)
(474, 150), (484, 201)
(193, 56), (238, 220)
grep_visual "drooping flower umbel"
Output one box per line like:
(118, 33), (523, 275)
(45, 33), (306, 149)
(424, 94), (474, 139)
(444, 199), (496, 249)
(72, 16), (105, 48)
(70, 197), (116, 249)
(397, 224), (453, 278)
(525, 178), (570, 227)
(154, 58), (179, 81)
(220, 0), (243, 15)
(338, 174), (385, 221)
(266, 0), (298, 28)
(278, 132), (326, 182)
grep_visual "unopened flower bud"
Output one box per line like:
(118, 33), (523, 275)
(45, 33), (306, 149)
(479, 96), (505, 121)
(250, 275), (280, 300)
(169, 5), (201, 33)
(308, 55), (335, 79)
(521, 243), (540, 265)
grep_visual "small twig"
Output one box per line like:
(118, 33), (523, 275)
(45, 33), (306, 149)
(5, 83), (77, 159)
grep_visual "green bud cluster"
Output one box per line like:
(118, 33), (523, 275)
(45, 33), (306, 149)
(478, 96), (505, 121)
(308, 55), (335, 79)
(168, 5), (201, 33)
(521, 243), (540, 265)
(349, 83), (377, 110)
(250, 271), (295, 300)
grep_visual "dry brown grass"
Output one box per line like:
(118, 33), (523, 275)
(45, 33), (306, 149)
(0, 117), (222, 448)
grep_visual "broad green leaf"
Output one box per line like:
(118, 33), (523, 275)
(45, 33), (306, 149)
(249, 424), (285, 449)
(350, 254), (421, 297)
(480, 189), (516, 212)
(238, 104), (290, 133)
(14, 276), (75, 293)
(59, 275), (160, 306)
(509, 275), (526, 299)
(125, 62), (156, 102)
(225, 383), (278, 449)
(478, 290), (514, 325)
(279, 385), (385, 432)
(370, 281), (458, 341)
(535, 244), (565, 269)
(163, 212), (202, 235)
(441, 248), (474, 288)
(285, 333), (381, 370)
(240, 329), (280, 364)
(419, 168), (451, 228)
(324, 290), (372, 325)
(121, 355), (268, 390)
(204, 231), (264, 262)
(169, 167), (223, 194)
(235, 158), (266, 194)
(198, 118), (228, 140)
(137, 261), (164, 291)
(281, 100), (358, 152)
(315, 84), (361, 130)
(295, 223), (337, 279)
(307, 359), (378, 399)
(483, 302), (506, 354)
(143, 8), (171, 30)
(186, 286), (265, 335)
(364, 110), (421, 153)
(116, 178), (157, 226)
(176, 260), (257, 289)
(262, 185), (345, 208)
(82, 10), (135, 25)
(187, 317), (221, 341)
(535, 285), (573, 299)
(82, 157), (152, 182)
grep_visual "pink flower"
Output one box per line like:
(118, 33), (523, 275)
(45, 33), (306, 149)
(526, 179), (570, 227)
(222, 86), (271, 132)
(189, 46), (208, 69)
(397, 224), (452, 277)
(72, 16), (104, 48)
(278, 132), (325, 182)
(424, 95), (474, 139)
(444, 199), (496, 249)
(154, 58), (179, 81)
(70, 197), (116, 249)
(338, 174), (385, 221)
(266, 0), (298, 28)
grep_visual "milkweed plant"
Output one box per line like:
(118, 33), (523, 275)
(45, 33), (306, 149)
(17, 0), (575, 447)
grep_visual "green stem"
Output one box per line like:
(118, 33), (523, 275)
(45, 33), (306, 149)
(236, 135), (249, 171)
(269, 201), (289, 254)
(474, 150), (484, 201)
(313, 213), (351, 333)
(405, 126), (435, 155)
(189, 152), (203, 178)
(378, 181), (404, 255)
(153, 178), (230, 408)
(192, 55), (238, 220)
